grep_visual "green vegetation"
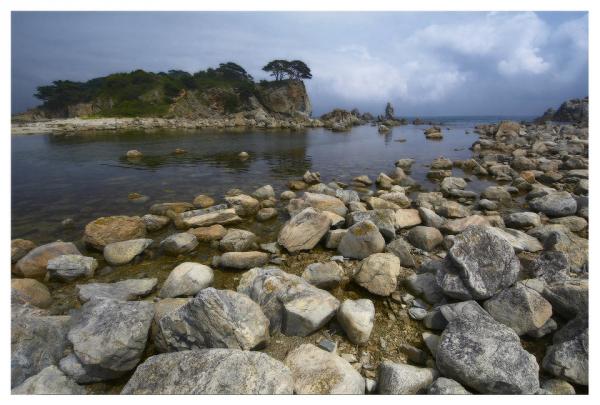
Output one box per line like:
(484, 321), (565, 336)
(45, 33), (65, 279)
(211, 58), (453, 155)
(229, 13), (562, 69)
(262, 60), (312, 81)
(35, 60), (311, 118)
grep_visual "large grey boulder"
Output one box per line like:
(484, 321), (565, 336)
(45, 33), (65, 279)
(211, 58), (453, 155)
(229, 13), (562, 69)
(385, 237), (416, 268)
(427, 377), (471, 394)
(336, 299), (375, 345)
(436, 303), (539, 394)
(542, 317), (588, 386)
(483, 282), (552, 336)
(347, 209), (397, 240)
(278, 207), (331, 253)
(219, 229), (258, 252)
(504, 212), (541, 229)
(121, 349), (293, 394)
(353, 253), (400, 296)
(541, 279), (588, 319)
(103, 238), (153, 266)
(377, 361), (438, 394)
(529, 191), (577, 217)
(486, 226), (543, 253)
(11, 365), (85, 395)
(77, 278), (157, 302)
(238, 267), (339, 336)
(159, 262), (214, 298)
(338, 220), (385, 259)
(63, 298), (154, 382)
(285, 344), (364, 394)
(157, 287), (269, 351)
(11, 311), (71, 387)
(301, 261), (345, 289)
(160, 233), (198, 255)
(443, 225), (520, 300)
(47, 254), (98, 281)
(407, 272), (444, 304)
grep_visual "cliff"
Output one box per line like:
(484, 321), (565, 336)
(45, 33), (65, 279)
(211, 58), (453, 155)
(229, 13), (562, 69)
(534, 97), (588, 124)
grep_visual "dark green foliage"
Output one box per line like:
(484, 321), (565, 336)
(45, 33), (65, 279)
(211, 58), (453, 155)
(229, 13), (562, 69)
(262, 59), (312, 81)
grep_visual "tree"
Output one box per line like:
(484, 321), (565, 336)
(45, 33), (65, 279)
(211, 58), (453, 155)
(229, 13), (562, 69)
(215, 62), (253, 81)
(262, 59), (312, 81)
(262, 59), (290, 81)
(288, 60), (312, 80)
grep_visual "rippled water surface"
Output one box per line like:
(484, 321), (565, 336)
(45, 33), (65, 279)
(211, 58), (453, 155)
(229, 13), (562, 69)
(12, 121), (506, 242)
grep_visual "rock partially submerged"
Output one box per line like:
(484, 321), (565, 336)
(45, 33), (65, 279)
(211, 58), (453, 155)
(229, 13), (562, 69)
(278, 207), (331, 253)
(14, 241), (81, 278)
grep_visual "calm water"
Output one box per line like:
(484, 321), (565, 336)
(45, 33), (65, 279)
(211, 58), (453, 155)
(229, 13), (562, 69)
(12, 119), (522, 243)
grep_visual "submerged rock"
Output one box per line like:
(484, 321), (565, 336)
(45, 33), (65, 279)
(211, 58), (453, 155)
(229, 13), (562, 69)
(121, 349), (293, 394)
(181, 206), (242, 227)
(142, 214), (170, 232)
(77, 278), (157, 302)
(83, 215), (146, 250)
(219, 229), (258, 252)
(213, 251), (270, 269)
(103, 238), (153, 266)
(285, 344), (364, 394)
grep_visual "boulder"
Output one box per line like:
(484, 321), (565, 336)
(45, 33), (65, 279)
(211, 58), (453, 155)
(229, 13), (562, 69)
(436, 304), (539, 394)
(287, 192), (347, 217)
(214, 251), (269, 270)
(336, 299), (375, 344)
(353, 253), (400, 296)
(192, 194), (215, 208)
(395, 208), (422, 228)
(435, 201), (469, 218)
(528, 225), (588, 271)
(252, 185), (275, 200)
(11, 311), (70, 387)
(160, 232), (198, 255)
(63, 298), (154, 382)
(504, 212), (541, 229)
(440, 215), (488, 234)
(385, 238), (416, 268)
(377, 361), (438, 394)
(158, 288), (269, 351)
(15, 241), (81, 278)
(540, 379), (576, 395)
(285, 344), (364, 394)
(219, 229), (258, 252)
(418, 207), (445, 228)
(103, 238), (153, 266)
(427, 377), (471, 395)
(47, 254), (98, 281)
(11, 365), (84, 395)
(529, 191), (577, 217)
(278, 207), (331, 253)
(141, 214), (170, 232)
(11, 239), (36, 263)
(483, 282), (552, 336)
(347, 209), (397, 240)
(121, 349), (293, 394)
(338, 220), (385, 259)
(256, 207), (278, 221)
(83, 216), (146, 250)
(238, 267), (339, 336)
(301, 261), (345, 289)
(225, 194), (260, 216)
(77, 278), (157, 302)
(159, 262), (214, 298)
(406, 272), (444, 304)
(149, 202), (194, 215)
(486, 227), (543, 253)
(11, 278), (52, 308)
(182, 207), (242, 228)
(187, 224), (227, 242)
(407, 226), (443, 251)
(542, 318), (588, 386)
(529, 251), (569, 283)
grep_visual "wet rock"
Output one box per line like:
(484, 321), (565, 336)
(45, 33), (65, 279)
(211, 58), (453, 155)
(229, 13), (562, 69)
(11, 278), (52, 308)
(11, 365), (85, 395)
(504, 212), (541, 229)
(238, 267), (339, 336)
(366, 196), (400, 210)
(353, 253), (400, 296)
(376, 172), (394, 189)
(483, 282), (552, 336)
(83, 216), (147, 250)
(278, 207), (331, 253)
(77, 278), (157, 302)
(481, 186), (511, 202)
(219, 229), (258, 252)
(440, 177), (467, 194)
(337, 299), (375, 344)
(213, 251), (269, 270)
(395, 208), (422, 228)
(301, 261), (345, 289)
(353, 175), (372, 186)
(377, 361), (438, 394)
(126, 149), (142, 158)
(160, 232), (198, 255)
(122, 349), (293, 394)
(542, 318), (588, 386)
(11, 311), (70, 387)
(407, 226), (443, 251)
(187, 224), (227, 242)
(252, 184), (275, 200)
(192, 194), (215, 208)
(428, 377), (471, 395)
(486, 227), (543, 253)
(338, 220), (385, 259)
(141, 214), (170, 232)
(225, 194), (260, 216)
(11, 239), (36, 263)
(103, 238), (153, 266)
(281, 190), (297, 200)
(63, 298), (154, 383)
(182, 207), (242, 227)
(435, 201), (469, 219)
(289, 180), (307, 190)
(385, 238), (415, 268)
(379, 191), (411, 208)
(158, 288), (269, 351)
(15, 241), (81, 278)
(159, 262), (214, 298)
(529, 191), (577, 217)
(288, 192), (347, 217)
(46, 254), (98, 281)
(256, 207), (278, 221)
(285, 344), (364, 394)
(436, 304), (539, 394)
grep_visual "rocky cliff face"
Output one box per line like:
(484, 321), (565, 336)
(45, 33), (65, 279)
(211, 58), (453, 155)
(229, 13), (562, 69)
(257, 80), (311, 117)
(535, 97), (588, 124)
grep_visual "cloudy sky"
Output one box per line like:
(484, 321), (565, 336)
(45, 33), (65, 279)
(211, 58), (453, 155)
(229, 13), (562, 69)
(12, 11), (588, 116)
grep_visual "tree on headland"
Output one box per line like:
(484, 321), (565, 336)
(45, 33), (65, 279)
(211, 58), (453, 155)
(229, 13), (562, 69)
(262, 59), (312, 81)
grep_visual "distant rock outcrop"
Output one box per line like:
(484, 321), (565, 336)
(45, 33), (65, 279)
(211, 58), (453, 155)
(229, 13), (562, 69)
(535, 97), (588, 124)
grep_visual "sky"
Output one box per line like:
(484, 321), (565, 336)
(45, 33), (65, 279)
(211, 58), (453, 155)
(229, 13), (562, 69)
(11, 11), (588, 116)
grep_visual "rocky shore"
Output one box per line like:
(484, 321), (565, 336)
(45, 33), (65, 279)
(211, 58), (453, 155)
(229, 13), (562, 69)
(11, 119), (588, 394)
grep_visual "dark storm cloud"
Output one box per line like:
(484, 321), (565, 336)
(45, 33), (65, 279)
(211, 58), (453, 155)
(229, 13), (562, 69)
(11, 11), (588, 116)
